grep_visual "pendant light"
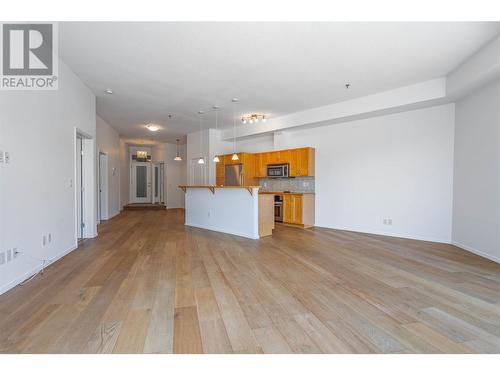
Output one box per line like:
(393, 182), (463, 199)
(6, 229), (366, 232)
(231, 98), (239, 161)
(198, 110), (205, 165)
(212, 105), (220, 163)
(174, 139), (182, 161)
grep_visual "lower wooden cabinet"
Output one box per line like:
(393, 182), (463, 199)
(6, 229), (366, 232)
(283, 194), (314, 227)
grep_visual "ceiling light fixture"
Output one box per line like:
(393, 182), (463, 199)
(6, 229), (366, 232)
(231, 98), (239, 161)
(105, 89), (113, 94)
(174, 138), (182, 161)
(212, 105), (221, 163)
(241, 114), (267, 124)
(146, 124), (160, 132)
(198, 111), (205, 165)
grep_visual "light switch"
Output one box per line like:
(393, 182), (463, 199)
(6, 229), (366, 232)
(5, 152), (10, 163)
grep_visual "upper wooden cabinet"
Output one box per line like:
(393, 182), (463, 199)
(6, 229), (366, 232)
(289, 147), (315, 177)
(216, 153), (256, 186)
(217, 147), (315, 183)
(254, 152), (268, 178)
(215, 158), (225, 186)
(254, 147), (315, 177)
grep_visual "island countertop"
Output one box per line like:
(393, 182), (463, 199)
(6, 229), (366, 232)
(179, 185), (261, 195)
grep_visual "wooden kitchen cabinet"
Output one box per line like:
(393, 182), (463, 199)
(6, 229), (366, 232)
(215, 157), (224, 186)
(218, 147), (315, 182)
(217, 153), (256, 185)
(289, 147), (315, 177)
(283, 193), (314, 227)
(254, 153), (267, 177)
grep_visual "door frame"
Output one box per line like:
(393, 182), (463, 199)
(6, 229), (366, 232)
(152, 162), (165, 204)
(74, 128), (97, 244)
(98, 151), (109, 222)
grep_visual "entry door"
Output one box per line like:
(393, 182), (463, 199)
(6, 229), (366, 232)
(131, 162), (151, 203)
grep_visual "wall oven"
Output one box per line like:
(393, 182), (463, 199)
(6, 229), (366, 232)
(274, 195), (283, 222)
(267, 164), (289, 178)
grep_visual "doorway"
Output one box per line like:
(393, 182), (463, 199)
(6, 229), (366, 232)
(76, 136), (84, 240)
(189, 158), (206, 185)
(131, 161), (151, 203)
(75, 129), (96, 242)
(98, 152), (109, 221)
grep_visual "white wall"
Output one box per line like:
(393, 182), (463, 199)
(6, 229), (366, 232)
(119, 139), (129, 208)
(152, 142), (187, 208)
(452, 80), (500, 262)
(0, 60), (96, 294)
(96, 116), (121, 219)
(187, 129), (210, 185)
(275, 104), (456, 243)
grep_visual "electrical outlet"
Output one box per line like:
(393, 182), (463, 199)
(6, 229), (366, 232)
(383, 219), (393, 225)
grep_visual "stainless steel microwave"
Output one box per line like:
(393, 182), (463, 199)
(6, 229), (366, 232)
(267, 164), (289, 178)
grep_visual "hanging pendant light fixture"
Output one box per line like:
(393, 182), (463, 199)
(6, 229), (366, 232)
(174, 138), (182, 161)
(212, 105), (220, 163)
(231, 98), (239, 161)
(198, 110), (205, 165)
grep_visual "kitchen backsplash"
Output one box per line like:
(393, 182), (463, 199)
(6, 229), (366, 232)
(258, 177), (315, 193)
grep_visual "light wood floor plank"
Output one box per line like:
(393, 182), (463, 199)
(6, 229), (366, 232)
(0, 209), (498, 354)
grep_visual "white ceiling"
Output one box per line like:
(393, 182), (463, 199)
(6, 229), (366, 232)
(59, 22), (500, 143)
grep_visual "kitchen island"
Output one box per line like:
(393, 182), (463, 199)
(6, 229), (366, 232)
(179, 185), (274, 239)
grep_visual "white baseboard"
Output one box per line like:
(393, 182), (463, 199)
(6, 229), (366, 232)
(108, 211), (120, 219)
(318, 225), (451, 244)
(452, 241), (500, 264)
(0, 244), (78, 296)
(185, 222), (258, 240)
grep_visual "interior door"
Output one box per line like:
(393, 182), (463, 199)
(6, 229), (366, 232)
(76, 137), (84, 239)
(131, 162), (151, 203)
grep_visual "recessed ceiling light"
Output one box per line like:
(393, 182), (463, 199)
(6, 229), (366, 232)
(105, 89), (113, 94)
(146, 124), (160, 132)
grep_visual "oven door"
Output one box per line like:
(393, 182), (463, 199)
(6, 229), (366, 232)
(274, 202), (283, 222)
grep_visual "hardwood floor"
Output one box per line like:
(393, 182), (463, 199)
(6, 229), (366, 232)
(1, 209), (499, 353)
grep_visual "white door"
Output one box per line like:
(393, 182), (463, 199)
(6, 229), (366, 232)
(131, 162), (151, 203)
(76, 137), (84, 240)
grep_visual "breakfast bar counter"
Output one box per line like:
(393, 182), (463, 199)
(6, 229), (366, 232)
(179, 185), (274, 239)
